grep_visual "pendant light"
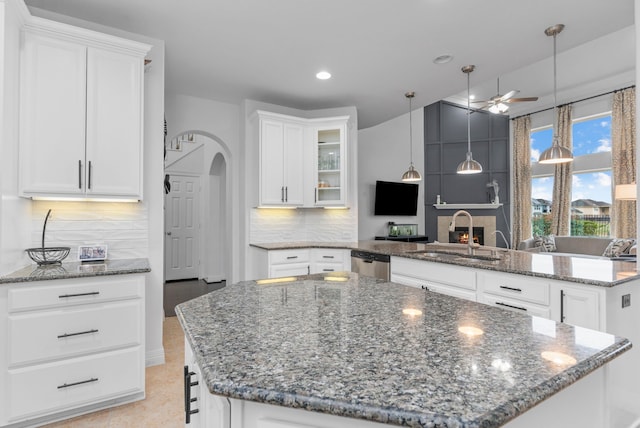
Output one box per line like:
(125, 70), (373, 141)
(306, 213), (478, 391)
(401, 91), (422, 182)
(457, 65), (483, 174)
(539, 24), (573, 164)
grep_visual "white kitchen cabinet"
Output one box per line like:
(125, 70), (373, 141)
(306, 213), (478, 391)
(310, 249), (351, 274)
(19, 25), (149, 200)
(313, 122), (347, 207)
(0, 274), (145, 426)
(550, 283), (603, 331)
(259, 116), (305, 206)
(267, 249), (310, 278)
(476, 271), (551, 318)
(255, 111), (350, 208)
(390, 256), (477, 301)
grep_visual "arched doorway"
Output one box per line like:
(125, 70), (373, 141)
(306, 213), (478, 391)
(164, 131), (231, 283)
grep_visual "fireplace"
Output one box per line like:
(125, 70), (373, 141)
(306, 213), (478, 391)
(449, 227), (484, 246)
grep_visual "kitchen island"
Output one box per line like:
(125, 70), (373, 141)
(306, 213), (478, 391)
(176, 272), (630, 428)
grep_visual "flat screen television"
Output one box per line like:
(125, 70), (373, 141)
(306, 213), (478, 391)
(374, 180), (419, 216)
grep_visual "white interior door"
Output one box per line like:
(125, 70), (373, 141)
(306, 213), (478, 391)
(165, 175), (200, 281)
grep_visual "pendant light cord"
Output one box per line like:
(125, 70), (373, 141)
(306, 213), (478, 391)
(409, 95), (413, 165)
(467, 71), (471, 152)
(552, 31), (558, 145)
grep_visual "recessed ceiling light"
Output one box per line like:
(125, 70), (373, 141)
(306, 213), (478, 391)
(433, 54), (453, 64)
(316, 71), (331, 80)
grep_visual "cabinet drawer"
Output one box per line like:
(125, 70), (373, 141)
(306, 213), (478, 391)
(269, 263), (309, 278)
(312, 249), (347, 263)
(8, 346), (143, 420)
(8, 275), (144, 312)
(477, 271), (549, 305)
(391, 257), (476, 290)
(8, 299), (142, 366)
(313, 262), (346, 274)
(392, 272), (476, 302)
(480, 294), (550, 319)
(269, 249), (310, 265)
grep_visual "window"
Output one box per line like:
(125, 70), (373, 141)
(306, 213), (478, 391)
(530, 114), (612, 237)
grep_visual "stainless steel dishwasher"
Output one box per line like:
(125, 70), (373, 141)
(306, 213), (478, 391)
(351, 250), (390, 281)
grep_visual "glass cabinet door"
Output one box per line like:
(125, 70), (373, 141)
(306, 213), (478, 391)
(315, 123), (346, 206)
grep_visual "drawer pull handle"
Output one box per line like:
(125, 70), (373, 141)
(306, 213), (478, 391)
(495, 301), (527, 312)
(499, 285), (522, 293)
(58, 329), (99, 339)
(322, 268), (334, 272)
(322, 255), (335, 259)
(57, 377), (98, 389)
(286, 256), (298, 259)
(59, 291), (100, 299)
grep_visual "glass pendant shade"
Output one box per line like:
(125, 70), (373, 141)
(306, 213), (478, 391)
(457, 151), (483, 174)
(458, 65), (482, 175)
(402, 164), (422, 181)
(401, 91), (422, 182)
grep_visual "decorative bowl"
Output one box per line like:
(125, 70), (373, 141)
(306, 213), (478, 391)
(26, 247), (71, 265)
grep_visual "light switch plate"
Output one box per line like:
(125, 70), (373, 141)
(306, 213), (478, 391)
(622, 294), (631, 308)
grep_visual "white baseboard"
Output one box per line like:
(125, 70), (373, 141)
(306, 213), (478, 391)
(145, 347), (165, 367)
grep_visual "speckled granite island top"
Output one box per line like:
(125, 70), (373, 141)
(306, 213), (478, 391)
(176, 273), (630, 427)
(0, 258), (150, 284)
(251, 241), (640, 286)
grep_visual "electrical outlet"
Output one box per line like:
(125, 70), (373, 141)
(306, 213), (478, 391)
(622, 294), (631, 308)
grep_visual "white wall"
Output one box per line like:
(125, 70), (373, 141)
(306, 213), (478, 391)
(358, 108), (425, 240)
(0, 0), (31, 275)
(26, 6), (166, 367)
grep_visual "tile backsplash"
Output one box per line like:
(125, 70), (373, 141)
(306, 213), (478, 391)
(31, 201), (148, 261)
(250, 207), (356, 243)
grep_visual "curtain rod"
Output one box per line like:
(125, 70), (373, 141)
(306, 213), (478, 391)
(510, 84), (636, 121)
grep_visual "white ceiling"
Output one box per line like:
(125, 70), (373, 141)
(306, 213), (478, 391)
(24, 0), (635, 129)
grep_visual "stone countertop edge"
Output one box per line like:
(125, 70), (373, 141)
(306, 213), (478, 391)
(0, 258), (151, 284)
(175, 277), (633, 428)
(250, 241), (640, 287)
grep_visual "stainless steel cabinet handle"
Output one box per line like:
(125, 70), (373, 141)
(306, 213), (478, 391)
(59, 291), (100, 299)
(286, 256), (298, 259)
(499, 285), (522, 293)
(314, 187), (317, 203)
(281, 186), (284, 202)
(58, 329), (99, 339)
(322, 255), (335, 259)
(78, 160), (82, 189)
(322, 268), (334, 272)
(58, 378), (98, 389)
(560, 290), (565, 322)
(495, 301), (527, 312)
(285, 186), (288, 202)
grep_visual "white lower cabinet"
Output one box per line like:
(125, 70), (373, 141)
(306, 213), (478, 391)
(266, 249), (351, 278)
(477, 271), (551, 319)
(390, 257), (477, 301)
(550, 282), (603, 331)
(0, 274), (145, 427)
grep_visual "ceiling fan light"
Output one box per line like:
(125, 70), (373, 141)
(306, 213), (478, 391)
(457, 152), (483, 174)
(538, 144), (573, 164)
(402, 164), (422, 182)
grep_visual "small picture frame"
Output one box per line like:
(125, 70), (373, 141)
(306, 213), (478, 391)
(78, 245), (108, 262)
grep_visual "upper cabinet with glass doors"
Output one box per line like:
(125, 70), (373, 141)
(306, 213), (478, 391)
(314, 120), (347, 206)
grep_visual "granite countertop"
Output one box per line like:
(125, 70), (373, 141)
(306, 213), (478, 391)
(250, 241), (640, 287)
(0, 258), (150, 284)
(176, 273), (631, 427)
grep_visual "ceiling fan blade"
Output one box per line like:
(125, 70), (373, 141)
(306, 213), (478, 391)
(471, 100), (489, 105)
(505, 96), (539, 103)
(500, 90), (519, 101)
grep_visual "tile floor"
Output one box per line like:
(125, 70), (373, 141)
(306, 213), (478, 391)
(44, 317), (185, 428)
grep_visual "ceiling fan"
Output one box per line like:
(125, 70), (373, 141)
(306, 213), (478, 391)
(472, 77), (539, 114)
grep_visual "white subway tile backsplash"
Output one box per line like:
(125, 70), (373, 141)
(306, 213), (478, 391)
(250, 208), (357, 243)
